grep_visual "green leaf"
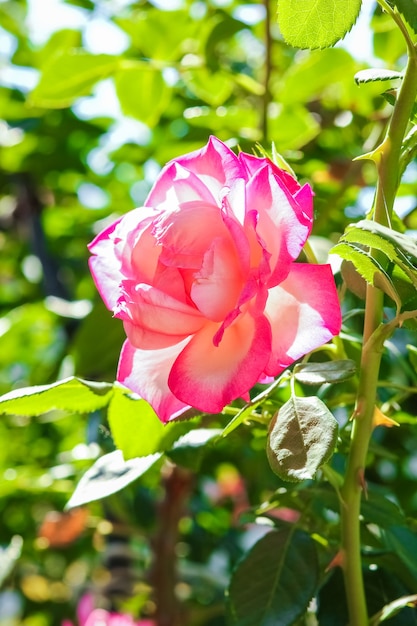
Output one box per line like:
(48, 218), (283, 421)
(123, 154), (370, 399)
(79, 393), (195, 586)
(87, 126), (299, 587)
(29, 50), (121, 107)
(384, 526), (417, 580)
(227, 529), (318, 626)
(350, 220), (417, 267)
(66, 450), (161, 508)
(393, 0), (417, 34)
(107, 386), (166, 459)
(182, 68), (234, 106)
(221, 403), (259, 438)
(267, 395), (338, 482)
(0, 377), (113, 416)
(167, 428), (222, 470)
(277, 0), (362, 50)
(400, 126), (417, 178)
(107, 386), (200, 459)
(269, 104), (320, 151)
(331, 241), (402, 311)
(114, 66), (171, 127)
(354, 69), (404, 85)
(361, 490), (406, 528)
(294, 360), (356, 385)
(337, 221), (417, 300)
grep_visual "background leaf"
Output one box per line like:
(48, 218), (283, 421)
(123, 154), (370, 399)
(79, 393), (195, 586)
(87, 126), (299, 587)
(227, 529), (318, 626)
(277, 0), (362, 49)
(29, 51), (121, 107)
(115, 66), (171, 126)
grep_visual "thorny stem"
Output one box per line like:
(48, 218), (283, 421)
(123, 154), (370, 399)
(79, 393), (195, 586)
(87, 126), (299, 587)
(340, 17), (417, 626)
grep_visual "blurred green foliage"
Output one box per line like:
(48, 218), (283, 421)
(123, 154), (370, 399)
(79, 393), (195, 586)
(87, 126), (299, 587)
(2, 0), (417, 625)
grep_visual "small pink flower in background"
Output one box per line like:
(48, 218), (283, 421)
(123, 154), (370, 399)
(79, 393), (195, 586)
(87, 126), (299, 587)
(63, 593), (154, 626)
(89, 136), (341, 422)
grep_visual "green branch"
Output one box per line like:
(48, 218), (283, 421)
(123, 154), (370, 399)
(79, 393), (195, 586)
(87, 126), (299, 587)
(339, 16), (417, 626)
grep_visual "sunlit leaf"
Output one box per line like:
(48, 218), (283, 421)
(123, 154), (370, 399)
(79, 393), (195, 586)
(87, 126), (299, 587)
(346, 220), (417, 268)
(0, 377), (113, 416)
(267, 395), (338, 482)
(107, 386), (165, 459)
(114, 66), (171, 126)
(227, 529), (318, 626)
(331, 241), (402, 310)
(294, 360), (356, 385)
(182, 68), (234, 106)
(29, 50), (121, 107)
(66, 450), (161, 508)
(107, 385), (200, 459)
(354, 69), (403, 85)
(277, 0), (362, 49)
(167, 428), (222, 470)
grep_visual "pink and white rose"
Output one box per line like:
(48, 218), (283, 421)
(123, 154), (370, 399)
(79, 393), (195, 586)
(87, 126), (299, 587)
(89, 136), (341, 422)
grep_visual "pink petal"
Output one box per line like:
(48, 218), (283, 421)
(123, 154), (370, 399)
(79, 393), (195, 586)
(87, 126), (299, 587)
(88, 218), (124, 310)
(88, 208), (160, 311)
(245, 165), (313, 285)
(263, 264), (341, 376)
(191, 236), (244, 321)
(114, 207), (161, 283)
(168, 313), (271, 413)
(115, 283), (204, 349)
(146, 161), (218, 208)
(153, 201), (227, 270)
(239, 152), (300, 194)
(169, 136), (245, 200)
(117, 339), (191, 423)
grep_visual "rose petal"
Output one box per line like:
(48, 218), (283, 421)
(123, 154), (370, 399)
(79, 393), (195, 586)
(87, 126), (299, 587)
(169, 313), (271, 413)
(263, 263), (341, 376)
(117, 339), (191, 423)
(239, 152), (300, 194)
(88, 208), (160, 310)
(146, 161), (218, 209)
(153, 201), (227, 270)
(171, 136), (245, 201)
(115, 283), (204, 348)
(191, 236), (244, 321)
(88, 218), (124, 310)
(245, 165), (313, 285)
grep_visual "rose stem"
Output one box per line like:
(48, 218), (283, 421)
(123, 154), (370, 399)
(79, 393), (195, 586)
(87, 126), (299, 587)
(339, 9), (417, 625)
